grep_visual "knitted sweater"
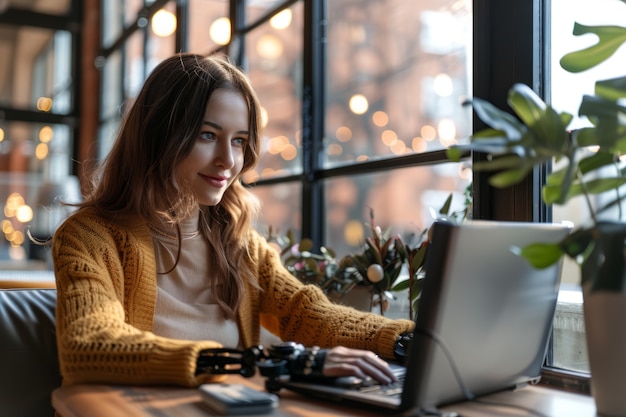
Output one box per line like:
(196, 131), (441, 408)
(52, 207), (414, 387)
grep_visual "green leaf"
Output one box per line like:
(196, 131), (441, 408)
(446, 146), (464, 162)
(320, 246), (336, 258)
(545, 176), (626, 205)
(299, 238), (314, 252)
(410, 246), (428, 272)
(439, 193), (453, 216)
(583, 177), (626, 195)
(560, 228), (594, 259)
(466, 97), (525, 139)
(506, 84), (572, 155)
(516, 243), (564, 269)
(365, 238), (383, 265)
(507, 83), (546, 126)
(391, 279), (409, 292)
(489, 167), (533, 188)
(472, 154), (526, 172)
(596, 76), (626, 101)
(560, 23), (626, 73)
(395, 238), (408, 259)
(528, 106), (571, 152)
(304, 258), (319, 271)
(410, 278), (424, 299)
(578, 151), (616, 175)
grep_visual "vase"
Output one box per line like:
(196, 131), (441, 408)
(581, 222), (626, 417)
(328, 285), (373, 312)
(583, 286), (626, 417)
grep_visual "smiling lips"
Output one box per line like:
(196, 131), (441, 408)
(201, 173), (229, 188)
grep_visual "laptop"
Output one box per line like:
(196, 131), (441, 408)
(274, 220), (570, 414)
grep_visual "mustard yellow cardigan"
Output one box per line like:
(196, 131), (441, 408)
(52, 207), (414, 387)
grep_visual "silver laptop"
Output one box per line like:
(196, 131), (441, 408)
(276, 220), (570, 414)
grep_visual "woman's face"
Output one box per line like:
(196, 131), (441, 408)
(176, 88), (250, 206)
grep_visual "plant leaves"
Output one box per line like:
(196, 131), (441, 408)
(560, 23), (626, 73)
(508, 83), (546, 126)
(439, 193), (453, 216)
(299, 238), (314, 252)
(465, 97), (525, 139)
(489, 167), (534, 188)
(446, 146), (464, 162)
(391, 279), (409, 292)
(365, 238), (383, 265)
(544, 176), (626, 204)
(515, 243), (564, 269)
(560, 227), (595, 259)
(595, 76), (626, 101)
(410, 246), (428, 272)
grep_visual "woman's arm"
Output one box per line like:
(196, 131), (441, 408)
(52, 210), (224, 387)
(250, 231), (414, 360)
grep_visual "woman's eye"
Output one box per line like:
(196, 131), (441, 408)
(199, 132), (216, 141)
(232, 137), (248, 147)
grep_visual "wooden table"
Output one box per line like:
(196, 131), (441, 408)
(52, 375), (597, 417)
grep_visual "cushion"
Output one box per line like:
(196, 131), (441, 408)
(0, 288), (60, 417)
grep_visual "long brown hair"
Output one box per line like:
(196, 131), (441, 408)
(80, 53), (263, 318)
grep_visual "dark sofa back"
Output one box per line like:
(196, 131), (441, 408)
(0, 288), (60, 417)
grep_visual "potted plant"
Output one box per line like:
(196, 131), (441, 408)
(268, 191), (471, 319)
(447, 1), (626, 414)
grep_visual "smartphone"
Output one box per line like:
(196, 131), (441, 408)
(199, 383), (279, 415)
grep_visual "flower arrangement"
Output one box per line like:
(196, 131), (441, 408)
(268, 187), (472, 318)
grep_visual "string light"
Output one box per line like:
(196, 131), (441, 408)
(151, 9), (177, 37)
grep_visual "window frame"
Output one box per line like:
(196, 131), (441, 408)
(93, 0), (590, 392)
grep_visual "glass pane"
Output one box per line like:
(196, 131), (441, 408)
(147, 2), (177, 70)
(126, 31), (147, 100)
(325, 0), (472, 167)
(102, 0), (124, 47)
(100, 49), (123, 120)
(324, 163), (471, 258)
(0, 172), (42, 264)
(0, 121), (76, 264)
(0, 26), (73, 114)
(127, 0), (148, 33)
(549, 0), (626, 374)
(0, 122), (71, 176)
(102, 0), (146, 48)
(246, 0), (287, 24)
(246, 1), (303, 181)
(249, 182), (302, 241)
(98, 118), (121, 162)
(188, 0), (230, 54)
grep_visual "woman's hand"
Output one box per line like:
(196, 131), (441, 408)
(321, 346), (397, 385)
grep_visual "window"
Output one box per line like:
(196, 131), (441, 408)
(93, 0), (587, 391)
(548, 0), (626, 377)
(0, 2), (79, 265)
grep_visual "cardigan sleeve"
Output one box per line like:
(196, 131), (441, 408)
(248, 231), (415, 360)
(52, 209), (225, 387)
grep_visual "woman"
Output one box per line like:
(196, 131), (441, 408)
(52, 53), (414, 389)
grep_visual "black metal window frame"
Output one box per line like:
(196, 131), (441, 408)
(0, 2), (83, 176)
(94, 0), (590, 392)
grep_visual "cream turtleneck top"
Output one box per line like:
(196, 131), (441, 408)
(150, 210), (241, 347)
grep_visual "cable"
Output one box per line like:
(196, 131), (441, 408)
(414, 328), (551, 417)
(414, 327), (475, 401)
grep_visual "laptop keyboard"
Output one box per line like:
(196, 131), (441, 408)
(335, 366), (406, 397)
(356, 378), (404, 397)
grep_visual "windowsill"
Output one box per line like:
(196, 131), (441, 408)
(553, 288), (588, 373)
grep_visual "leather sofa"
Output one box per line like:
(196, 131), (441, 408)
(0, 288), (61, 417)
